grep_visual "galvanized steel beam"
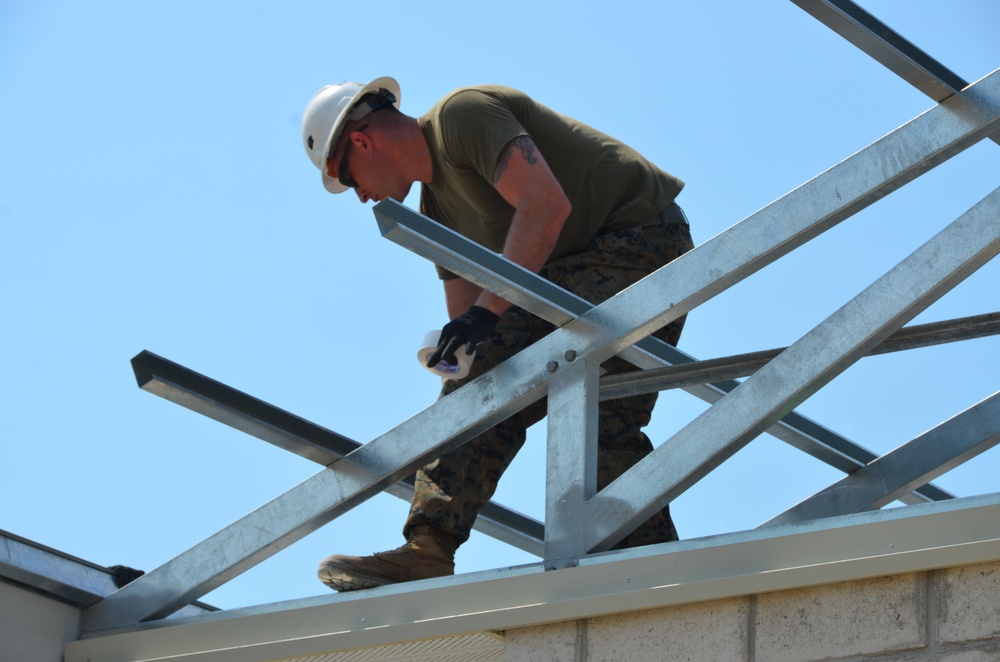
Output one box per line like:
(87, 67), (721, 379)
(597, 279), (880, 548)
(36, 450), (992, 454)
(585, 185), (1000, 551)
(544, 358), (601, 567)
(763, 390), (1000, 527)
(376, 198), (955, 504)
(600, 312), (1000, 399)
(792, 0), (967, 101)
(129, 351), (545, 556)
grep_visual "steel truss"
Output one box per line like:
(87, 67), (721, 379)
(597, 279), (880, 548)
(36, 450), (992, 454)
(79, 0), (1000, 637)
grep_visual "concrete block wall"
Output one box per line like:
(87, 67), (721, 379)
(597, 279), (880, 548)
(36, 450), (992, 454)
(503, 561), (1000, 661)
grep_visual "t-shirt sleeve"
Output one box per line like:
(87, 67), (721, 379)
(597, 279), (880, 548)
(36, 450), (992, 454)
(436, 89), (528, 183)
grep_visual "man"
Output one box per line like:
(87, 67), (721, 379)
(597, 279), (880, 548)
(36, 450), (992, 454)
(301, 76), (694, 591)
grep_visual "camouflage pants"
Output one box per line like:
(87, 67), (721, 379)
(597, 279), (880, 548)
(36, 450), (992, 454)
(405, 208), (695, 551)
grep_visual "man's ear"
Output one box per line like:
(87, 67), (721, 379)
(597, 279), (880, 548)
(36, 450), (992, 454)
(350, 128), (373, 154)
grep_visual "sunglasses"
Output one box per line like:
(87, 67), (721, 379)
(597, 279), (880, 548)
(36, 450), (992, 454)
(328, 123), (369, 190)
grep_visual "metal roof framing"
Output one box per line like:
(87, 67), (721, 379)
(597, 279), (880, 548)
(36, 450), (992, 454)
(59, 1), (1000, 660)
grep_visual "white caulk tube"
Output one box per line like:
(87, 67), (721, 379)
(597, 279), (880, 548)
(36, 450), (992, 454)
(418, 330), (474, 380)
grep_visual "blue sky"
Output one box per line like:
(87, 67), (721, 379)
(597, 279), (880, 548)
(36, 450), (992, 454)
(2, 1), (998, 611)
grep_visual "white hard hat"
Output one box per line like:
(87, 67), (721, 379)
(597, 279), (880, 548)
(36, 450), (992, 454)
(301, 76), (401, 194)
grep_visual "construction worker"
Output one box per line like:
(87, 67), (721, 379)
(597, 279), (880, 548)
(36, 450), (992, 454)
(301, 76), (694, 591)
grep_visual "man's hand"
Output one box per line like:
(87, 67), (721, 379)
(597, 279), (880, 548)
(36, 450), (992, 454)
(427, 306), (500, 367)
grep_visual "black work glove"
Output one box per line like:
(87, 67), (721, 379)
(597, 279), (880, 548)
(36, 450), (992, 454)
(427, 305), (500, 368)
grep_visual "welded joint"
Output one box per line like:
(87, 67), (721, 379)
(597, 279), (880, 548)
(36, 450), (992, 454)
(544, 557), (580, 571)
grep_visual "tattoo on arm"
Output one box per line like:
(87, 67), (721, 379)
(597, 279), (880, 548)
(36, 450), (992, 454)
(493, 136), (539, 185)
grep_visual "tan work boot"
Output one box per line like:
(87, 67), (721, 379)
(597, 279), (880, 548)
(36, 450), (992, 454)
(317, 527), (456, 591)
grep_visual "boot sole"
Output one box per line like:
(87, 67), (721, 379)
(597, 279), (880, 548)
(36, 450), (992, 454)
(318, 561), (400, 592)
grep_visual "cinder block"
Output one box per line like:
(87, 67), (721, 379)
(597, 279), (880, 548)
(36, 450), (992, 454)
(928, 643), (1000, 662)
(504, 620), (581, 662)
(871, 641), (1000, 661)
(755, 573), (926, 661)
(584, 598), (749, 662)
(936, 561), (1000, 644)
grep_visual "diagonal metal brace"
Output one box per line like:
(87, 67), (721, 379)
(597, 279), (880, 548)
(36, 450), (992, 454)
(762, 390), (1000, 527)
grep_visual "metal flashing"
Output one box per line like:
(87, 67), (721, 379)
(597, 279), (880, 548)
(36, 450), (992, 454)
(0, 529), (215, 617)
(66, 493), (1000, 662)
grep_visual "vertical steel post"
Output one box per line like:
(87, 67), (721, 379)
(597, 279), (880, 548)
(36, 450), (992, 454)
(544, 357), (601, 568)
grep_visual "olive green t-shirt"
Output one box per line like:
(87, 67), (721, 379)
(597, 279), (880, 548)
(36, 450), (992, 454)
(418, 85), (685, 279)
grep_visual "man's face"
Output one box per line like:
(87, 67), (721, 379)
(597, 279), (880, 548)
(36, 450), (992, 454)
(327, 127), (409, 204)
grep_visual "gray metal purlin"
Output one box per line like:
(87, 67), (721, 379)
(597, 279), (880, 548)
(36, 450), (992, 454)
(599, 313), (1000, 399)
(82, 67), (1000, 633)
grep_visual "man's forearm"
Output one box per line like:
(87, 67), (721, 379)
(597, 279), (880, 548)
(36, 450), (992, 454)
(443, 277), (483, 319)
(474, 202), (569, 317)
(481, 135), (572, 318)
